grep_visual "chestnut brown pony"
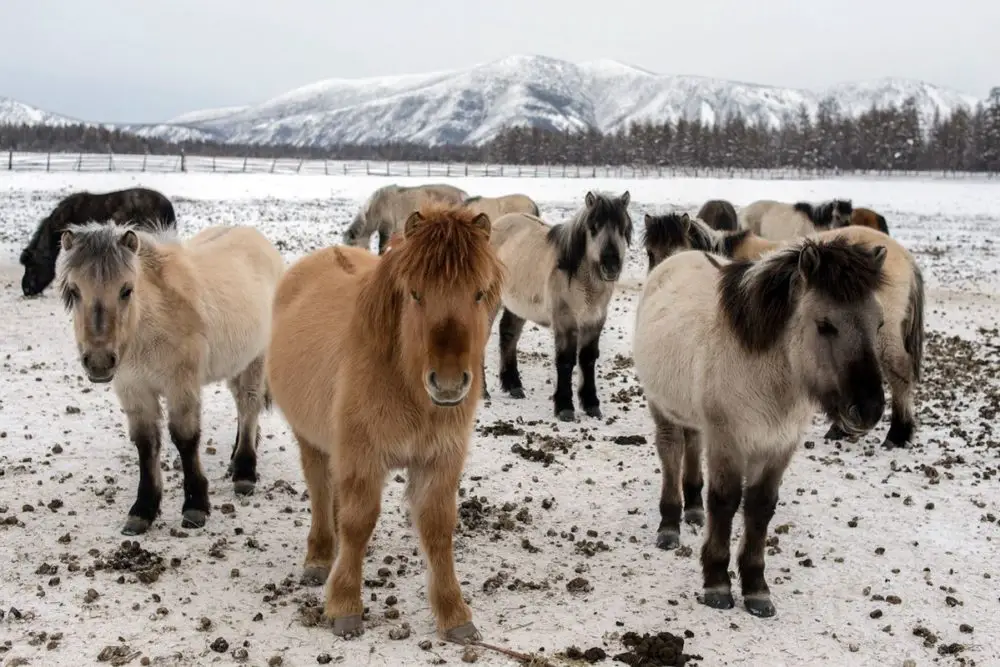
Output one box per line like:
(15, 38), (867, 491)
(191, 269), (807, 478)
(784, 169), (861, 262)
(266, 203), (505, 642)
(849, 207), (890, 234)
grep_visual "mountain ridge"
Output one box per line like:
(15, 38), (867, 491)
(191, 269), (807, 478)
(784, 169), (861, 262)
(1, 55), (985, 147)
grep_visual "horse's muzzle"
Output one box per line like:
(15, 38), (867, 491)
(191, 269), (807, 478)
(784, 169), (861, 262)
(82, 350), (118, 384)
(425, 370), (472, 407)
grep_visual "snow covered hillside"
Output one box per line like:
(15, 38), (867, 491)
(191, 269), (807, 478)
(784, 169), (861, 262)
(1, 55), (984, 147)
(0, 171), (997, 667)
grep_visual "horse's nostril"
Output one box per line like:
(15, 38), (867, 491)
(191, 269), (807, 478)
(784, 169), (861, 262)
(462, 371), (472, 387)
(108, 353), (118, 368)
(82, 352), (92, 368)
(428, 371), (438, 389)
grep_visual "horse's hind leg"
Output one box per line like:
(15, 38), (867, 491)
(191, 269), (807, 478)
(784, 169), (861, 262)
(227, 355), (267, 496)
(481, 303), (501, 402)
(120, 387), (164, 536)
(165, 383), (210, 529)
(577, 318), (605, 418)
(298, 437), (337, 587)
(498, 308), (527, 399)
(682, 428), (705, 527)
(552, 309), (579, 421)
(738, 445), (795, 618)
(700, 433), (745, 611)
(407, 452), (480, 642)
(652, 406), (685, 550)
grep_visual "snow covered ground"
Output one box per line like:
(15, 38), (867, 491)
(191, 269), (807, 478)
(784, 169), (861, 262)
(0, 171), (998, 667)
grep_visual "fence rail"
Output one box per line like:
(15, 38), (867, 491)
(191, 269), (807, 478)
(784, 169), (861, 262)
(3, 150), (998, 182)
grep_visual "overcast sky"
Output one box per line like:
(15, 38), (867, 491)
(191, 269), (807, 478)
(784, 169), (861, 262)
(1, 0), (996, 123)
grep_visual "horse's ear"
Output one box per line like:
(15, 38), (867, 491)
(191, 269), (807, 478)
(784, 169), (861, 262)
(797, 243), (821, 279)
(471, 212), (491, 234)
(585, 191), (596, 208)
(679, 212), (691, 233)
(120, 229), (140, 253)
(871, 245), (888, 270)
(61, 230), (75, 252)
(404, 211), (423, 237)
(620, 191), (631, 207)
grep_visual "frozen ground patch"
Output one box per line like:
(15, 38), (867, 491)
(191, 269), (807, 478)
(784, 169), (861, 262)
(0, 173), (998, 666)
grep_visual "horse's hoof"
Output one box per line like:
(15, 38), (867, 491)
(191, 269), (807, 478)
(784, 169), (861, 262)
(823, 424), (849, 440)
(233, 479), (256, 496)
(584, 405), (602, 418)
(332, 615), (364, 638)
(556, 409), (575, 422)
(301, 565), (330, 587)
(881, 434), (911, 449)
(444, 621), (482, 644)
(656, 529), (680, 550)
(508, 387), (525, 399)
(684, 508), (706, 527)
(181, 509), (208, 529)
(699, 589), (735, 610)
(744, 596), (776, 618)
(121, 516), (151, 536)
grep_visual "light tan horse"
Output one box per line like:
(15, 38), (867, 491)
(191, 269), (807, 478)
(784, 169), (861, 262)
(485, 191), (633, 421)
(343, 183), (469, 254)
(634, 237), (887, 618)
(56, 222), (284, 535)
(739, 198), (852, 240)
(462, 193), (539, 220)
(266, 203), (505, 641)
(642, 213), (924, 448)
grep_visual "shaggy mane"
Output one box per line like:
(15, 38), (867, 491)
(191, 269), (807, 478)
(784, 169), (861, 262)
(643, 213), (723, 256)
(718, 236), (888, 353)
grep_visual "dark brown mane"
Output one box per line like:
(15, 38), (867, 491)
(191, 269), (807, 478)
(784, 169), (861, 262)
(718, 237), (887, 353)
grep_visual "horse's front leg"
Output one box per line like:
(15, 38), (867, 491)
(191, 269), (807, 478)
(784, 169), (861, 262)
(552, 308), (579, 422)
(226, 354), (267, 496)
(118, 386), (164, 536)
(407, 452), (480, 643)
(325, 438), (385, 638)
(577, 317), (606, 418)
(165, 382), (210, 529)
(481, 302), (501, 403)
(738, 445), (795, 618)
(700, 437), (744, 611)
(377, 229), (390, 255)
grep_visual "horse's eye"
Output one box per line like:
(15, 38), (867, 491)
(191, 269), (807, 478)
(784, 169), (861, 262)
(817, 320), (838, 337)
(67, 287), (80, 303)
(410, 290), (421, 303)
(474, 290), (485, 303)
(120, 285), (133, 301)
(878, 319), (885, 330)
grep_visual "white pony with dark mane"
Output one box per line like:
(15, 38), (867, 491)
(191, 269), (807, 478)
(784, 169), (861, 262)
(633, 234), (888, 618)
(739, 199), (852, 241)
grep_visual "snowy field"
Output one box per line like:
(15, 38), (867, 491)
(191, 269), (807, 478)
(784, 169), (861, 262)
(0, 171), (998, 667)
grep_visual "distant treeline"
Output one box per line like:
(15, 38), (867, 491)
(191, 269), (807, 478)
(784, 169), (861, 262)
(3, 89), (1000, 172)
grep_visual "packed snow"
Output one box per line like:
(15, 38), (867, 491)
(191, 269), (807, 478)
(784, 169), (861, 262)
(0, 171), (998, 667)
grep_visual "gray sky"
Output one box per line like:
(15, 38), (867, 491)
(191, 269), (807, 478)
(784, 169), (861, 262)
(1, 0), (996, 123)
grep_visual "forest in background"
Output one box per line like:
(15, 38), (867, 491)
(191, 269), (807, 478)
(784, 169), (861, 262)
(2, 89), (999, 172)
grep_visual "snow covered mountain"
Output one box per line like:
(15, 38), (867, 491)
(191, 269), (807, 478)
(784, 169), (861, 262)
(1, 55), (985, 147)
(0, 97), (83, 127)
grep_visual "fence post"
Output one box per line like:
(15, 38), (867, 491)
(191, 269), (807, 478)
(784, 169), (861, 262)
(180, 152), (187, 173)
(212, 156), (217, 172)
(297, 159), (303, 173)
(385, 161), (390, 176)
(406, 163), (411, 176)
(270, 158), (276, 174)
(46, 152), (51, 172)
(7, 149), (11, 171)
(141, 154), (147, 172)
(242, 156), (248, 173)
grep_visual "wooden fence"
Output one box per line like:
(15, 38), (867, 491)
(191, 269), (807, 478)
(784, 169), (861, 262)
(3, 150), (997, 181)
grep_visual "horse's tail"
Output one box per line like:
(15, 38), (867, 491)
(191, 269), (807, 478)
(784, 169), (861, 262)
(876, 214), (889, 235)
(903, 263), (925, 381)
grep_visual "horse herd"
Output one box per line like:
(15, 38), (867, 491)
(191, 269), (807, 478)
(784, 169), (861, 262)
(14, 183), (924, 645)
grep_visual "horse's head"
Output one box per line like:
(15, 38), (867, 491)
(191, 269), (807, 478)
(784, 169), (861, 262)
(20, 243), (56, 297)
(582, 190), (632, 281)
(642, 212), (709, 273)
(830, 199), (853, 228)
(390, 205), (505, 407)
(57, 223), (143, 384)
(789, 239), (886, 434)
(342, 210), (367, 247)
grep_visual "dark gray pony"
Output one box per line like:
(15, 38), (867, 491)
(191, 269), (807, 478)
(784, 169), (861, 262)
(20, 187), (177, 297)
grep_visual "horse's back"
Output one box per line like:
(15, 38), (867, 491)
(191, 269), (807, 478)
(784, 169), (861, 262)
(268, 245), (375, 446)
(698, 199), (738, 231)
(759, 203), (814, 241)
(490, 213), (556, 322)
(739, 200), (780, 233)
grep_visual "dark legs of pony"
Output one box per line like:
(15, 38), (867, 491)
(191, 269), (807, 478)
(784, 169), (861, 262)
(651, 406), (704, 550)
(498, 308), (527, 399)
(166, 385), (211, 530)
(577, 319), (605, 418)
(377, 230), (390, 255)
(226, 354), (269, 495)
(699, 436), (793, 618)
(553, 319), (578, 422)
(883, 375), (916, 447)
(121, 388), (164, 536)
